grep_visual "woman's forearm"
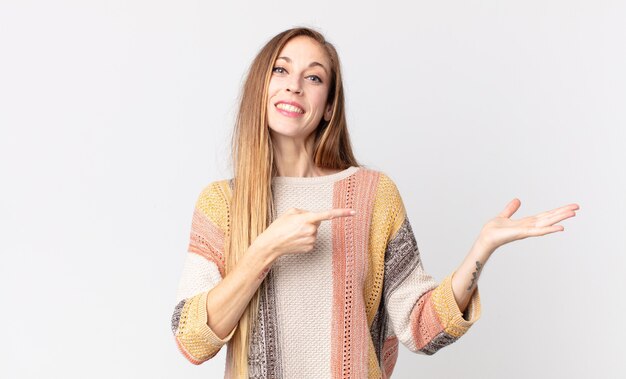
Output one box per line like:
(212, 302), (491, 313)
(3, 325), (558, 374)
(205, 244), (277, 339)
(451, 237), (495, 313)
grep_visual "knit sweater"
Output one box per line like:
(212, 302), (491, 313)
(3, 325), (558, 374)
(171, 165), (482, 378)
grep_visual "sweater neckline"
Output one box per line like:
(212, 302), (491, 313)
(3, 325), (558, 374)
(271, 166), (360, 185)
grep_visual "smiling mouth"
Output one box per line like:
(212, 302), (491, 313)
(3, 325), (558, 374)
(275, 103), (305, 114)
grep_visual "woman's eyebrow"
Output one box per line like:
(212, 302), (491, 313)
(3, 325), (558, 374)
(276, 56), (328, 75)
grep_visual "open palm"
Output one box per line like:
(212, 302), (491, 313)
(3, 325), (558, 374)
(479, 198), (580, 251)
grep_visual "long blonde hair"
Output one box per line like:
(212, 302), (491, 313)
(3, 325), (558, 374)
(226, 26), (359, 378)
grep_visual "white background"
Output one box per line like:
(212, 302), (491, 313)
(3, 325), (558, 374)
(1, 1), (625, 378)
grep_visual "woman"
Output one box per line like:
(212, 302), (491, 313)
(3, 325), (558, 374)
(171, 27), (579, 378)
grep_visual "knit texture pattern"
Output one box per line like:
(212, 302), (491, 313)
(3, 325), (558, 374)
(171, 166), (482, 378)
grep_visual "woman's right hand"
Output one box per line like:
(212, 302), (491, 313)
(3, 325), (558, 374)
(251, 207), (356, 258)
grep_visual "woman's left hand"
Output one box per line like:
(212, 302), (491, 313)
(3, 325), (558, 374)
(478, 198), (580, 252)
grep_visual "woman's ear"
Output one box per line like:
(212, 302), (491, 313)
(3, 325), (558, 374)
(324, 103), (333, 122)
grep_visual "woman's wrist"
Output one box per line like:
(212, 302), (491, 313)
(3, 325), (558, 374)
(249, 240), (280, 265)
(472, 234), (497, 262)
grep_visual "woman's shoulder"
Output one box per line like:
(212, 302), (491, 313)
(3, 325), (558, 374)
(354, 166), (402, 198)
(196, 178), (232, 199)
(357, 167), (408, 245)
(192, 179), (233, 228)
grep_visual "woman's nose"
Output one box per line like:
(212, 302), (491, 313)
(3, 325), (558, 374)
(286, 79), (302, 94)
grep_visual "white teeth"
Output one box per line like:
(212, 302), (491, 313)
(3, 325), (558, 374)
(276, 103), (304, 113)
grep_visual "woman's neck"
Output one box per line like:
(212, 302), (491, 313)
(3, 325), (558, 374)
(272, 133), (336, 178)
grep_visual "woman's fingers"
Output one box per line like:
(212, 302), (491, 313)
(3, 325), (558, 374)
(530, 203), (579, 227)
(497, 198), (521, 218)
(521, 206), (578, 237)
(308, 208), (356, 224)
(534, 203), (580, 219)
(528, 224), (565, 237)
(534, 209), (577, 228)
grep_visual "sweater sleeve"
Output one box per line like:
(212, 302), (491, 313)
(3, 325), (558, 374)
(171, 180), (237, 365)
(381, 176), (481, 355)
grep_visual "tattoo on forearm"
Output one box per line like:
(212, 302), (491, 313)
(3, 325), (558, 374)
(467, 260), (483, 291)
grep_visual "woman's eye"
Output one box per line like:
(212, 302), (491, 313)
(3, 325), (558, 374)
(272, 66), (286, 74)
(307, 75), (322, 83)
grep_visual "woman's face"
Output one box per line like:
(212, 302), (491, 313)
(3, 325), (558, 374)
(266, 36), (333, 142)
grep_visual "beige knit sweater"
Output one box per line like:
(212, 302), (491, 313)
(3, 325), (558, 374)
(172, 165), (481, 378)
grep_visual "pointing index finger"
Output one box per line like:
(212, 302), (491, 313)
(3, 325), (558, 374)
(309, 208), (356, 223)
